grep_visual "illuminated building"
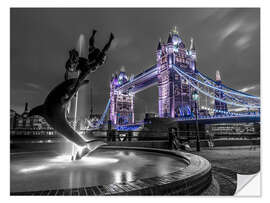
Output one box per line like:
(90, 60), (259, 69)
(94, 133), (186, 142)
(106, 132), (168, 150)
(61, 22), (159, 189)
(109, 70), (134, 125)
(157, 27), (197, 118)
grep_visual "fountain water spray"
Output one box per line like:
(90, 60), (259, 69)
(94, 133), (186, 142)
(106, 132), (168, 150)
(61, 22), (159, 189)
(71, 34), (86, 159)
(76, 34), (86, 57)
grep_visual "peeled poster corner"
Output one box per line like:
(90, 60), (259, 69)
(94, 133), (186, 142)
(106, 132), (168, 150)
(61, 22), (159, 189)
(235, 172), (261, 196)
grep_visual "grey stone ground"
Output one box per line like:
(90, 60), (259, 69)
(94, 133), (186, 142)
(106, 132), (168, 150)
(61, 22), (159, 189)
(192, 145), (260, 174)
(192, 145), (260, 195)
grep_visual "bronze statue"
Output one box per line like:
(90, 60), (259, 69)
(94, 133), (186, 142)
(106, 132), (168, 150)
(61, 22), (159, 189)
(64, 49), (79, 81)
(65, 30), (114, 99)
(29, 30), (114, 160)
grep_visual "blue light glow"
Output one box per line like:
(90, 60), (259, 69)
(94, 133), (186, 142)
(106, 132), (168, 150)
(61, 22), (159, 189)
(97, 99), (111, 127)
(197, 71), (259, 99)
(198, 71), (257, 98)
(115, 65), (158, 91)
(173, 65), (259, 108)
(174, 65), (260, 100)
(116, 125), (142, 131)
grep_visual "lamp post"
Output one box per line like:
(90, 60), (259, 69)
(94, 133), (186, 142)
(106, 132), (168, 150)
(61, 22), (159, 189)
(192, 90), (200, 152)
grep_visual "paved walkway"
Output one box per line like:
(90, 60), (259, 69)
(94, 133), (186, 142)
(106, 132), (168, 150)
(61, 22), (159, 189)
(193, 146), (260, 195)
(192, 145), (260, 174)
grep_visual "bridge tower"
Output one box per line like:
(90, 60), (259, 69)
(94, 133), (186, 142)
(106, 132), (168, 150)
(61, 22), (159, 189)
(109, 70), (134, 125)
(157, 27), (197, 118)
(214, 70), (228, 115)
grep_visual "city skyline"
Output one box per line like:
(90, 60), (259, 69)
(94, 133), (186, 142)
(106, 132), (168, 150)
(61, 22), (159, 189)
(11, 8), (260, 119)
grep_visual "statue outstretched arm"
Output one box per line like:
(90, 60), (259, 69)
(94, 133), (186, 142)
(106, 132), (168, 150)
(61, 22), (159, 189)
(89, 29), (97, 51)
(69, 31), (114, 96)
(101, 33), (114, 53)
(88, 33), (114, 68)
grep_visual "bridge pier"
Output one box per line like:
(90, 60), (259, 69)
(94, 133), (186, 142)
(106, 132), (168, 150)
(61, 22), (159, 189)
(109, 71), (134, 126)
(157, 30), (197, 119)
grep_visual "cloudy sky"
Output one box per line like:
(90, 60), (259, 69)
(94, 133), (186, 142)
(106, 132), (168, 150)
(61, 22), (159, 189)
(10, 8), (260, 120)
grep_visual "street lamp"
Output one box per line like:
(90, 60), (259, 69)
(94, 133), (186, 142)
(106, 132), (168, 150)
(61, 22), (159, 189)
(192, 90), (200, 152)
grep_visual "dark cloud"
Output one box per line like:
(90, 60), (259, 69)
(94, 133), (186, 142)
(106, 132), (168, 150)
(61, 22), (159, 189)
(10, 8), (260, 119)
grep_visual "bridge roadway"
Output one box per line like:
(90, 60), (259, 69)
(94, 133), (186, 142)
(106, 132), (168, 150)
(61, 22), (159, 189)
(115, 65), (158, 94)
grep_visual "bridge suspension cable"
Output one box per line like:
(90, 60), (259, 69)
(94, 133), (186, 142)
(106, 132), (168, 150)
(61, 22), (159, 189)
(197, 71), (258, 98)
(172, 65), (260, 109)
(176, 65), (259, 99)
(97, 99), (111, 127)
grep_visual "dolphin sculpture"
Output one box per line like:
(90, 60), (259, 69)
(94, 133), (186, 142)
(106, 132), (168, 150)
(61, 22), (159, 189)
(29, 30), (114, 160)
(28, 78), (106, 160)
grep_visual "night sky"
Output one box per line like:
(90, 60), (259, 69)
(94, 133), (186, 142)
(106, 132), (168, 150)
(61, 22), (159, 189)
(10, 8), (260, 120)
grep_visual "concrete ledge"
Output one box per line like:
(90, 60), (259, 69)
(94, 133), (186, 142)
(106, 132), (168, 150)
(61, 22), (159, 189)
(11, 147), (212, 196)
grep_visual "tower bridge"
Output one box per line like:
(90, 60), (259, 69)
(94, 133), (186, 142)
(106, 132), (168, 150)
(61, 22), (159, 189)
(98, 28), (260, 128)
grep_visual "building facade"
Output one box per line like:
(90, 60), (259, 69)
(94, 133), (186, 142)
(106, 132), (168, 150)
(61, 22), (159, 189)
(10, 103), (54, 136)
(157, 28), (197, 118)
(109, 71), (134, 125)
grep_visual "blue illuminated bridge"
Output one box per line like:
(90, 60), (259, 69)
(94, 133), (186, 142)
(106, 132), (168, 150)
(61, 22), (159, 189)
(95, 29), (260, 130)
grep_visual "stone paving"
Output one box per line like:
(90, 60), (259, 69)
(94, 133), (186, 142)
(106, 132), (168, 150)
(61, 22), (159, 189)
(192, 146), (260, 174)
(194, 145), (260, 195)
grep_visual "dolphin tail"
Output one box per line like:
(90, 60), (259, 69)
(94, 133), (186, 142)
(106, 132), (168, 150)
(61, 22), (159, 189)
(74, 139), (107, 160)
(87, 139), (107, 146)
(28, 105), (45, 118)
(86, 139), (107, 154)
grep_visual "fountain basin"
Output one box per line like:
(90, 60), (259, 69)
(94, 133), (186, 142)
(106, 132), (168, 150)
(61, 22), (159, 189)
(11, 146), (212, 195)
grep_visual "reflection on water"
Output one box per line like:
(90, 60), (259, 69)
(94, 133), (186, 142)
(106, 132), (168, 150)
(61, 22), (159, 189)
(19, 155), (119, 174)
(20, 165), (49, 173)
(48, 154), (119, 165)
(11, 149), (187, 193)
(114, 170), (133, 183)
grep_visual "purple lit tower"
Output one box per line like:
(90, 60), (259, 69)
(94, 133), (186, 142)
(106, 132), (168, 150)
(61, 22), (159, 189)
(157, 27), (197, 118)
(109, 69), (134, 125)
(214, 70), (228, 115)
